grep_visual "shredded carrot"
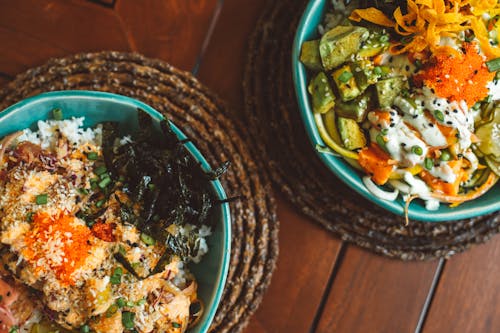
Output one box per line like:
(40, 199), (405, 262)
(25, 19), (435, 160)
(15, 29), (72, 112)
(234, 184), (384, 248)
(349, 0), (500, 59)
(414, 43), (495, 107)
(23, 211), (92, 286)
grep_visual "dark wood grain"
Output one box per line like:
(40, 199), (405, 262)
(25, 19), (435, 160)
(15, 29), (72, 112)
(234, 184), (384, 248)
(241, 197), (342, 333)
(115, 0), (218, 70)
(315, 245), (439, 333)
(0, 0), (130, 52)
(0, 26), (66, 76)
(197, 0), (267, 111)
(195, 2), (345, 332)
(423, 237), (500, 333)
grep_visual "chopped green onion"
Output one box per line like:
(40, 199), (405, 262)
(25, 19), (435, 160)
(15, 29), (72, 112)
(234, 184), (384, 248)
(98, 177), (112, 189)
(434, 110), (445, 122)
(52, 108), (63, 120)
(126, 300), (136, 307)
(373, 66), (383, 76)
(376, 134), (387, 150)
(440, 150), (451, 161)
(122, 311), (136, 329)
(119, 245), (127, 256)
(26, 212), (34, 222)
(338, 71), (353, 83)
(379, 34), (389, 43)
(116, 297), (126, 308)
(35, 194), (48, 205)
(94, 165), (107, 176)
(96, 199), (106, 208)
(140, 233), (156, 246)
(381, 128), (389, 135)
(110, 267), (123, 285)
(86, 152), (99, 160)
(78, 188), (89, 195)
(86, 220), (95, 228)
(424, 158), (433, 170)
(106, 304), (118, 318)
(172, 322), (181, 328)
(9, 326), (19, 333)
(486, 57), (500, 72)
(411, 145), (423, 155)
(136, 298), (147, 306)
(80, 325), (90, 333)
(147, 183), (156, 190)
(100, 173), (110, 180)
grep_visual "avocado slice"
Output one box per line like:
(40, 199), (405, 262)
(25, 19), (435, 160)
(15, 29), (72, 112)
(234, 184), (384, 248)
(350, 60), (378, 92)
(332, 64), (361, 102)
(337, 116), (367, 150)
(319, 26), (369, 71)
(358, 31), (390, 58)
(335, 93), (371, 122)
(308, 72), (336, 114)
(300, 40), (323, 71)
(375, 76), (408, 108)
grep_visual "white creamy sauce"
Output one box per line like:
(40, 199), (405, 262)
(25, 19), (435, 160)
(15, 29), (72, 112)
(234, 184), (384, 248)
(368, 111), (428, 166)
(487, 79), (500, 101)
(428, 161), (457, 183)
(415, 87), (473, 150)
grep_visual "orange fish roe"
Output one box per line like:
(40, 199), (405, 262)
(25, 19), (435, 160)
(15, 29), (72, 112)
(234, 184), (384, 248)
(415, 43), (495, 107)
(22, 211), (92, 286)
(91, 222), (116, 242)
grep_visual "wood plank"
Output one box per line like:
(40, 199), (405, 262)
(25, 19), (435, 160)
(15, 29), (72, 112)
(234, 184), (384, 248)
(241, 196), (342, 333)
(115, 0), (218, 71)
(0, 0), (130, 53)
(196, 0), (267, 111)
(196, 2), (342, 331)
(423, 237), (500, 333)
(315, 246), (439, 333)
(0, 26), (66, 76)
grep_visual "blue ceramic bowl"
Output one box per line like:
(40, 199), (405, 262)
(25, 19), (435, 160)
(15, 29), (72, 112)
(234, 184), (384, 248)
(292, 0), (499, 221)
(0, 91), (231, 332)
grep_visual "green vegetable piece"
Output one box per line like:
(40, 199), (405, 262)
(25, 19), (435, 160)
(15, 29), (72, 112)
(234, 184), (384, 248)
(308, 72), (336, 114)
(486, 57), (500, 72)
(116, 297), (126, 308)
(424, 157), (434, 170)
(319, 25), (369, 71)
(122, 311), (136, 329)
(376, 134), (387, 150)
(332, 65), (361, 102)
(110, 267), (123, 285)
(86, 152), (98, 160)
(35, 194), (48, 205)
(94, 165), (107, 176)
(351, 60), (378, 92)
(357, 31), (390, 58)
(172, 322), (181, 328)
(52, 108), (63, 120)
(476, 121), (500, 157)
(334, 94), (371, 122)
(375, 76), (407, 108)
(323, 110), (342, 144)
(80, 325), (90, 333)
(434, 109), (445, 122)
(337, 117), (367, 150)
(98, 177), (112, 189)
(440, 150), (451, 161)
(411, 145), (423, 155)
(300, 40), (323, 71)
(140, 233), (156, 246)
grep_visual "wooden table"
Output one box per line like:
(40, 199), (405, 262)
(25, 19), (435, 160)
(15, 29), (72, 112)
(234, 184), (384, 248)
(0, 1), (499, 332)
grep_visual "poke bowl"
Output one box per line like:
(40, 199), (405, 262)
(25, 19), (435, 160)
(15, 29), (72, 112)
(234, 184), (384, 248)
(293, 0), (500, 222)
(0, 90), (231, 333)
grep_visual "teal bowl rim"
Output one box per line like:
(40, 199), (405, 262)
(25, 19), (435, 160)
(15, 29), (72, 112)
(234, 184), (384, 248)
(292, 0), (500, 222)
(0, 90), (231, 332)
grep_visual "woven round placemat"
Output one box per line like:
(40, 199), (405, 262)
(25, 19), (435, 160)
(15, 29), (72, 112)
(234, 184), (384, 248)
(0, 51), (279, 333)
(243, 0), (499, 260)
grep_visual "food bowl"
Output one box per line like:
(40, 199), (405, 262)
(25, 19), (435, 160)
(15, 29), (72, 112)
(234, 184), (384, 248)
(292, 0), (500, 222)
(0, 90), (231, 332)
